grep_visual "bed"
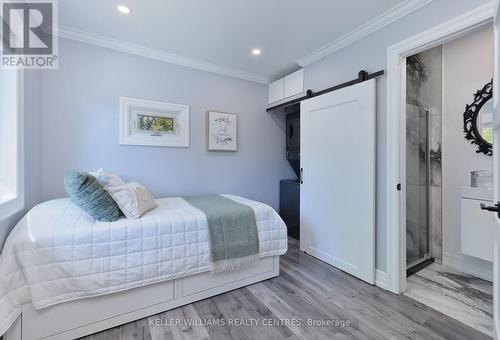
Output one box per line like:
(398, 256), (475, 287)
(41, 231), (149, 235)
(0, 194), (287, 340)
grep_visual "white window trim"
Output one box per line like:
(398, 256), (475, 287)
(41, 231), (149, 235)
(119, 97), (190, 148)
(0, 70), (24, 220)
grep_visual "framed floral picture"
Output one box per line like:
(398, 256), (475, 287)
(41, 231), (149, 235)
(207, 111), (237, 151)
(119, 97), (189, 147)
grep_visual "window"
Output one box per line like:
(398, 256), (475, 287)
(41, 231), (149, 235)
(0, 70), (24, 219)
(136, 114), (175, 135)
(119, 97), (189, 147)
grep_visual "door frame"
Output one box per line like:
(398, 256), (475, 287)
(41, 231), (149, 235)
(385, 2), (495, 294)
(492, 1), (500, 338)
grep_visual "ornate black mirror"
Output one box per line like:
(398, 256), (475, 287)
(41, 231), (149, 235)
(464, 80), (493, 156)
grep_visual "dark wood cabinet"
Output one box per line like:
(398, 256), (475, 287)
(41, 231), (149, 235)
(286, 113), (300, 151)
(280, 105), (301, 240)
(280, 179), (300, 240)
(285, 105), (300, 178)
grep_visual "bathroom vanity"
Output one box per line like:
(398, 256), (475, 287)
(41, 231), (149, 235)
(460, 186), (494, 262)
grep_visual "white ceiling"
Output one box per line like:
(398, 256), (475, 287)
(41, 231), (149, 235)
(59, 0), (423, 83)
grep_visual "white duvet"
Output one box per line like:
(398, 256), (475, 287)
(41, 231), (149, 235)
(0, 195), (288, 335)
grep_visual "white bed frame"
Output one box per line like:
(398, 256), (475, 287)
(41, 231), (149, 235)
(4, 256), (279, 340)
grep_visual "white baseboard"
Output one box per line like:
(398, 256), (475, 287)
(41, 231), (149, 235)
(442, 251), (493, 282)
(375, 269), (387, 289)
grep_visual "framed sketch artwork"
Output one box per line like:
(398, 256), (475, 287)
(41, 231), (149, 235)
(207, 111), (238, 151)
(119, 97), (190, 147)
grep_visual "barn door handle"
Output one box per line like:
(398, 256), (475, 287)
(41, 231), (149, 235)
(480, 202), (500, 218)
(300, 168), (303, 184)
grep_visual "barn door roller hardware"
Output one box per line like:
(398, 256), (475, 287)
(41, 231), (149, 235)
(266, 69), (384, 112)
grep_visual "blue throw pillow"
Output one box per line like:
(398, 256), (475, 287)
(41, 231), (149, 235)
(64, 170), (121, 222)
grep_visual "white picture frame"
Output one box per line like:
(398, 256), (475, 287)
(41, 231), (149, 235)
(207, 111), (238, 151)
(119, 97), (190, 147)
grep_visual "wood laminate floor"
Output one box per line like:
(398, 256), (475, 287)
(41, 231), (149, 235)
(81, 238), (491, 340)
(404, 263), (493, 337)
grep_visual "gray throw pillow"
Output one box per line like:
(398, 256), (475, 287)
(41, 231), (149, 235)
(64, 170), (122, 222)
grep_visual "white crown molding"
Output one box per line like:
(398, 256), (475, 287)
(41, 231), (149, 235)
(58, 26), (269, 84)
(296, 0), (433, 67)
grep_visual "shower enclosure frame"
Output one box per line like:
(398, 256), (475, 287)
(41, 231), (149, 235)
(406, 106), (432, 271)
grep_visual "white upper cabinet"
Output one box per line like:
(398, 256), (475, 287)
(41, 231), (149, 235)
(268, 69), (304, 104)
(284, 69), (304, 99)
(268, 78), (284, 104)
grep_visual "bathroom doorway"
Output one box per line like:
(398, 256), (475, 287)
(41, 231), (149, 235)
(402, 26), (494, 337)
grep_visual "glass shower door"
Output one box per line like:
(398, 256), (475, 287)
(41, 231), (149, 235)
(406, 104), (430, 267)
(406, 47), (442, 270)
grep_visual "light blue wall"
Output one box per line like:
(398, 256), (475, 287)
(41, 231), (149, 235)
(39, 39), (294, 211)
(1, 0), (491, 264)
(302, 0), (491, 271)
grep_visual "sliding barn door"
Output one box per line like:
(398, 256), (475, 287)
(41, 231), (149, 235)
(300, 79), (376, 284)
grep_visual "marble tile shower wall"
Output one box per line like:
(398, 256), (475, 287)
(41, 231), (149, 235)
(406, 46), (443, 266)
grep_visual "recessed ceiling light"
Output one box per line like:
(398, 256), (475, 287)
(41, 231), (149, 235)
(251, 48), (262, 56)
(117, 5), (131, 14)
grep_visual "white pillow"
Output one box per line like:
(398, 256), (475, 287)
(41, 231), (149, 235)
(106, 181), (157, 219)
(89, 168), (125, 188)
